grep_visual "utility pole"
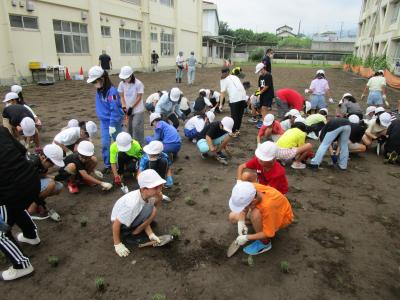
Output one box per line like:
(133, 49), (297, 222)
(298, 20), (301, 36)
(339, 21), (343, 39)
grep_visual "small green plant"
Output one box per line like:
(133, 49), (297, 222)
(48, 255), (59, 268)
(152, 293), (166, 300)
(280, 261), (289, 273)
(249, 47), (265, 62)
(247, 255), (254, 267)
(185, 197), (196, 206)
(202, 186), (209, 193)
(95, 277), (105, 292)
(169, 226), (181, 239)
(80, 216), (88, 227)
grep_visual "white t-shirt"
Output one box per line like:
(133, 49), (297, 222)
(54, 127), (80, 146)
(184, 115), (206, 132)
(176, 55), (184, 67)
(110, 190), (145, 227)
(367, 76), (386, 91)
(117, 79), (145, 114)
(220, 75), (246, 103)
(180, 97), (190, 111)
(280, 119), (292, 132)
(145, 92), (160, 104)
(211, 91), (221, 103)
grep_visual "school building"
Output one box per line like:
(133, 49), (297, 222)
(0, 0), (203, 85)
(354, 0), (400, 71)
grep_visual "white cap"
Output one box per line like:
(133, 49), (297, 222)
(255, 141), (277, 162)
(316, 69), (325, 75)
(375, 107), (385, 114)
(150, 112), (161, 125)
(143, 140), (164, 155)
(378, 69), (384, 75)
(20, 117), (35, 137)
(170, 87), (182, 102)
(11, 85), (22, 94)
(229, 182), (257, 213)
(43, 144), (65, 167)
(119, 66), (134, 80)
(116, 132), (132, 152)
(87, 66), (104, 83)
(3, 92), (19, 103)
(221, 116), (234, 133)
(206, 111), (215, 123)
(305, 101), (311, 113)
(255, 63), (265, 74)
(263, 114), (274, 126)
(379, 112), (392, 128)
(348, 114), (360, 124)
(68, 119), (79, 128)
(366, 106), (376, 115)
(341, 93), (352, 100)
(319, 108), (328, 114)
(77, 140), (94, 156)
(294, 116), (306, 124)
(138, 169), (166, 188)
(85, 121), (97, 138)
(288, 108), (301, 117)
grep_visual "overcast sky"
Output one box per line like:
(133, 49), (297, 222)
(212, 0), (362, 35)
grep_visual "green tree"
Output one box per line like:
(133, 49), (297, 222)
(277, 37), (312, 49)
(219, 21), (234, 36)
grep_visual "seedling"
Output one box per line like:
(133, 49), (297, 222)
(80, 216), (88, 227)
(170, 226), (181, 239)
(185, 197), (196, 206)
(95, 277), (105, 292)
(202, 186), (209, 193)
(247, 255), (254, 267)
(48, 255), (59, 268)
(152, 293), (166, 300)
(280, 261), (289, 273)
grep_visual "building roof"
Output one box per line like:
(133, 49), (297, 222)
(276, 25), (293, 31)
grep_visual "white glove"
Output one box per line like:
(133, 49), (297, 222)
(237, 220), (248, 235)
(304, 89), (310, 94)
(100, 182), (112, 191)
(235, 235), (248, 246)
(65, 149), (73, 156)
(114, 243), (130, 257)
(149, 233), (161, 244)
(328, 98), (334, 103)
(94, 170), (104, 178)
(109, 126), (116, 136)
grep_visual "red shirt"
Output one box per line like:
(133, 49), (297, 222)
(245, 157), (288, 194)
(258, 121), (285, 137)
(276, 88), (304, 111)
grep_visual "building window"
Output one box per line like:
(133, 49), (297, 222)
(160, 32), (174, 56)
(53, 20), (89, 54)
(119, 28), (142, 54)
(9, 15), (38, 29)
(101, 26), (111, 37)
(151, 32), (158, 41)
(391, 2), (400, 24)
(123, 0), (141, 4)
(160, 0), (174, 7)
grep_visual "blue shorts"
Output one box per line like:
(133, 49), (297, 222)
(310, 95), (326, 109)
(40, 178), (63, 193)
(197, 134), (228, 153)
(367, 90), (383, 106)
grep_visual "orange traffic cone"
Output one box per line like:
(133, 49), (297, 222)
(79, 66), (84, 76)
(65, 67), (71, 81)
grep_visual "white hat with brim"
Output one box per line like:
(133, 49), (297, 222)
(77, 141), (95, 157)
(221, 117), (234, 133)
(255, 63), (265, 74)
(348, 114), (360, 124)
(87, 66), (104, 83)
(379, 112), (392, 128)
(229, 182), (257, 213)
(11, 85), (22, 94)
(138, 169), (166, 188)
(375, 107), (385, 114)
(20, 117), (36, 137)
(150, 113), (161, 125)
(143, 141), (164, 155)
(43, 144), (65, 167)
(263, 114), (274, 126)
(3, 92), (19, 103)
(255, 141), (277, 162)
(170, 88), (182, 102)
(366, 106), (376, 115)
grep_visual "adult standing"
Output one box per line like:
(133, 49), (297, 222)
(176, 51), (184, 83)
(118, 66), (145, 145)
(362, 70), (387, 107)
(220, 67), (247, 137)
(0, 126), (41, 280)
(186, 51), (197, 85)
(87, 66), (124, 174)
(262, 48), (274, 73)
(99, 50), (112, 71)
(151, 50), (159, 72)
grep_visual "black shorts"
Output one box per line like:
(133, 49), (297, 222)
(260, 96), (273, 108)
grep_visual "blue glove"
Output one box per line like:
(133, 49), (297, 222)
(330, 154), (338, 165)
(165, 175), (173, 187)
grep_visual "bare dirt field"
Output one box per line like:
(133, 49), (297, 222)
(1, 66), (400, 299)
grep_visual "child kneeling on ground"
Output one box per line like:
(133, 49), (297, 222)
(184, 111), (215, 143)
(228, 181), (293, 255)
(55, 141), (112, 194)
(111, 169), (166, 258)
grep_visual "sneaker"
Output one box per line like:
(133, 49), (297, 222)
(17, 233), (40, 245)
(243, 240), (272, 255)
(30, 206), (49, 221)
(256, 121), (263, 129)
(387, 151), (398, 164)
(162, 194), (172, 203)
(248, 117), (258, 123)
(67, 180), (79, 194)
(216, 152), (228, 165)
(307, 163), (320, 170)
(291, 162), (306, 169)
(0, 265), (34, 281)
(201, 153), (209, 160)
(48, 209), (61, 222)
(230, 131), (240, 138)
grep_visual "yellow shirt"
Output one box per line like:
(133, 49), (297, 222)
(276, 128), (306, 149)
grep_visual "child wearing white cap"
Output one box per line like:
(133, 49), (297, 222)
(338, 93), (363, 119)
(196, 117), (234, 165)
(305, 108), (328, 139)
(348, 115), (367, 154)
(305, 70), (333, 113)
(362, 112), (392, 151)
(55, 141), (112, 194)
(54, 121), (97, 155)
(279, 109), (301, 132)
(110, 132), (143, 186)
(155, 87), (186, 128)
(184, 111), (215, 143)
(111, 169), (166, 257)
(228, 181), (293, 255)
(139, 141), (173, 187)
(4, 90), (41, 128)
(257, 114), (285, 144)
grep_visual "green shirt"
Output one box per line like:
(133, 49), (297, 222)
(305, 114), (327, 126)
(110, 140), (142, 164)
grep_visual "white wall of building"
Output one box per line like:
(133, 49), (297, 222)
(203, 10), (218, 36)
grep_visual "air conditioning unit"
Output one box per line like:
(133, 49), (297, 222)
(81, 11), (88, 20)
(19, 0), (24, 7)
(26, 0), (34, 11)
(11, 0), (17, 7)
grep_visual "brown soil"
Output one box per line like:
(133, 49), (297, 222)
(1, 66), (400, 299)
